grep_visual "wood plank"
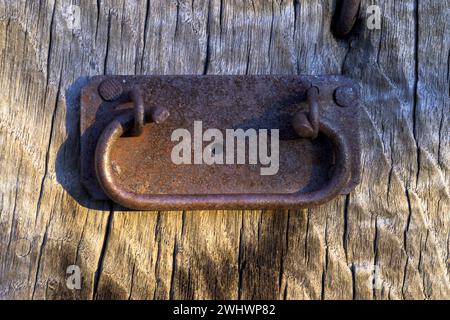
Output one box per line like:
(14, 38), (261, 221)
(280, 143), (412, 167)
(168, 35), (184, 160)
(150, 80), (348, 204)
(0, 0), (448, 300)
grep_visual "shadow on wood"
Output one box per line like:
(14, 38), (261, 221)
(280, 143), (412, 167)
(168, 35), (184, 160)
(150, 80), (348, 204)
(57, 76), (110, 210)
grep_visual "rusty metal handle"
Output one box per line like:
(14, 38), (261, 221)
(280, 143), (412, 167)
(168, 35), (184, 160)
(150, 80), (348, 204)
(94, 111), (352, 210)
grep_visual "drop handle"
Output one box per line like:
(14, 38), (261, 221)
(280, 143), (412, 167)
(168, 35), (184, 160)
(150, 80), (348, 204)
(93, 86), (352, 210)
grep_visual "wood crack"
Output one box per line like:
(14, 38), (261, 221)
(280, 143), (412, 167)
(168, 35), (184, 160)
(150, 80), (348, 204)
(127, 259), (136, 300)
(278, 211), (289, 297)
(267, 0), (275, 72)
(343, 195), (350, 262)
(31, 223), (49, 299)
(95, 0), (101, 42)
(168, 232), (178, 299)
(237, 212), (245, 300)
(321, 215), (329, 300)
(412, 0), (421, 188)
(103, 9), (112, 74)
(34, 60), (64, 228)
(304, 209), (310, 264)
(152, 212), (162, 299)
(45, 1), (56, 88)
(140, 0), (150, 74)
(203, 0), (212, 75)
(92, 204), (114, 299)
(351, 263), (356, 300)
(75, 213), (89, 266)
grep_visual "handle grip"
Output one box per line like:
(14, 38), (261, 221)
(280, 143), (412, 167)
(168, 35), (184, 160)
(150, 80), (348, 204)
(94, 111), (352, 210)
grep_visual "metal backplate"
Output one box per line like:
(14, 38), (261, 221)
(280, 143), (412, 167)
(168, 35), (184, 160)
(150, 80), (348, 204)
(81, 75), (360, 208)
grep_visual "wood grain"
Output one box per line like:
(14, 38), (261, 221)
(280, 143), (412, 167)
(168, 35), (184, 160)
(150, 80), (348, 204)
(0, 0), (448, 299)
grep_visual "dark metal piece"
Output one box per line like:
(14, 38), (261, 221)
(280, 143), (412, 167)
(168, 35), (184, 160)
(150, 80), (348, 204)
(81, 75), (361, 210)
(129, 88), (145, 136)
(334, 0), (361, 38)
(292, 112), (314, 139)
(292, 87), (320, 139)
(334, 85), (358, 107)
(151, 106), (171, 124)
(98, 78), (123, 101)
(108, 87), (171, 136)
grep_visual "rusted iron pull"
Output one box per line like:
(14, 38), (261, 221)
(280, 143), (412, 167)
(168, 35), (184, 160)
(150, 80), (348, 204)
(81, 76), (361, 210)
(94, 88), (352, 210)
(292, 87), (320, 139)
(334, 0), (361, 37)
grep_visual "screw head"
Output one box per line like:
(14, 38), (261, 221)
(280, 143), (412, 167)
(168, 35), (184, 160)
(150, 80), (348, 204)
(98, 79), (123, 101)
(334, 86), (358, 107)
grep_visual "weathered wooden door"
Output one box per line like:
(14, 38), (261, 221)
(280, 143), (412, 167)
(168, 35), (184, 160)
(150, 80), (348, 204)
(0, 0), (448, 299)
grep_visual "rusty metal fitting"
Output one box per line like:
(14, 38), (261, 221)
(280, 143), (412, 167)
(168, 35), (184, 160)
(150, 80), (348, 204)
(98, 82), (170, 136)
(292, 86), (320, 140)
(129, 88), (145, 136)
(334, 0), (361, 38)
(82, 75), (361, 209)
(150, 106), (171, 124)
(128, 87), (170, 136)
(334, 85), (358, 107)
(98, 78), (123, 101)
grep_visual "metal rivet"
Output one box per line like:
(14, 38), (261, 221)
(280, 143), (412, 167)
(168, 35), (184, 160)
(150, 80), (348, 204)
(151, 106), (170, 124)
(334, 86), (357, 107)
(98, 79), (123, 101)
